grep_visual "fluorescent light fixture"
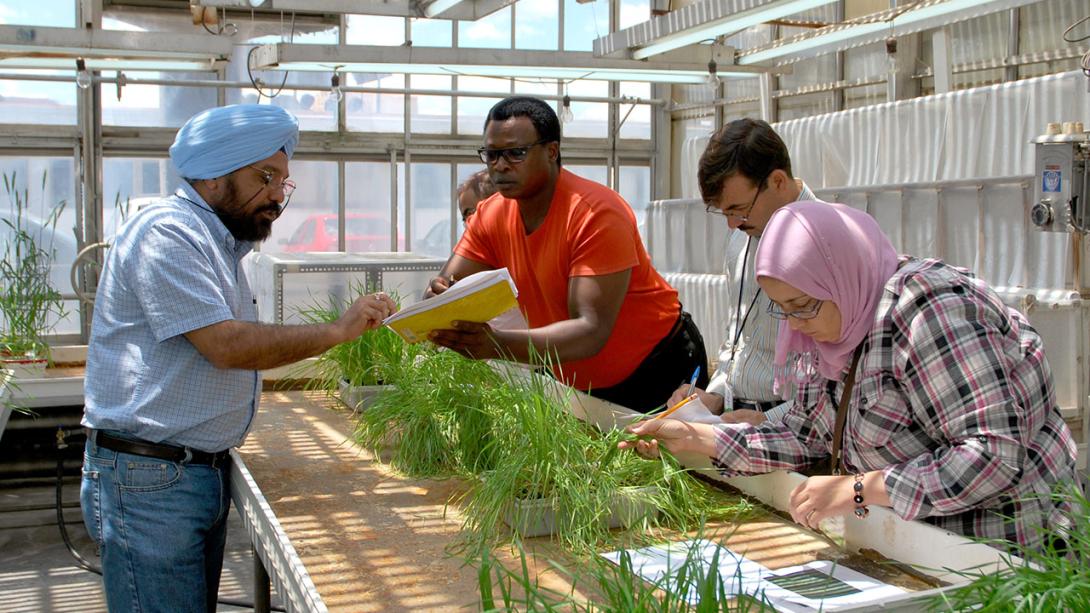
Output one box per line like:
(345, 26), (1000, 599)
(195, 0), (510, 21)
(738, 0), (1038, 65)
(0, 57), (224, 72)
(0, 24), (232, 72)
(252, 43), (768, 84)
(630, 0), (836, 60)
(424, 0), (466, 18)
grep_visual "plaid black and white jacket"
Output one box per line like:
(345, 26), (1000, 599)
(712, 258), (1078, 551)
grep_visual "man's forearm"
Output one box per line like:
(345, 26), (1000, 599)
(200, 320), (345, 371)
(493, 318), (609, 364)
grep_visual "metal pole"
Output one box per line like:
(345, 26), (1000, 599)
(833, 0), (845, 111)
(651, 82), (671, 200)
(932, 26), (953, 94)
(338, 159), (346, 251)
(389, 147), (398, 251)
(1005, 8), (1020, 83)
(404, 148), (411, 252)
(0, 72), (665, 104)
(253, 545), (271, 613)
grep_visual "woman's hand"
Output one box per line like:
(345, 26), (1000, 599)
(788, 475), (856, 529)
(788, 471), (890, 530)
(619, 419), (718, 459)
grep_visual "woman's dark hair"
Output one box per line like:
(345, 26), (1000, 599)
(485, 96), (563, 166)
(698, 118), (792, 205)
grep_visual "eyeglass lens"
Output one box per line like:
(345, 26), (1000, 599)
(478, 147), (530, 164)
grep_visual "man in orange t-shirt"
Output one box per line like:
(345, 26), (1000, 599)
(426, 96), (708, 412)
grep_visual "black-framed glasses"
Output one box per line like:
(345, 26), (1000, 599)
(766, 298), (823, 321)
(706, 173), (768, 218)
(477, 139), (549, 165)
(248, 165), (297, 211)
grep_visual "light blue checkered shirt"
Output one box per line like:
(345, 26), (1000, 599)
(706, 182), (824, 422)
(82, 183), (260, 452)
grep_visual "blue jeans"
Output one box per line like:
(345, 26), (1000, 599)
(80, 435), (232, 613)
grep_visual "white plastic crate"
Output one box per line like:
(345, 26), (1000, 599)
(243, 251), (447, 325)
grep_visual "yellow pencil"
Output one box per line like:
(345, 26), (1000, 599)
(653, 393), (698, 420)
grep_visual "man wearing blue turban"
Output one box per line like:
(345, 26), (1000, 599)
(81, 104), (398, 612)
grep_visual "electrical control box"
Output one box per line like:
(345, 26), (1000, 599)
(1032, 130), (1089, 233)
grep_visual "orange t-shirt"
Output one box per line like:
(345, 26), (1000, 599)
(454, 169), (680, 390)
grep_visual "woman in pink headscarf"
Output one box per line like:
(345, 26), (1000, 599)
(625, 201), (1077, 552)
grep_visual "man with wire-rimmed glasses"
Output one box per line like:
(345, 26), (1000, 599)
(426, 96), (708, 413)
(81, 104), (397, 612)
(665, 118), (826, 426)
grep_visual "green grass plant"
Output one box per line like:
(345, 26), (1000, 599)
(354, 348), (505, 478)
(0, 171), (67, 360)
(293, 283), (424, 388)
(457, 362), (755, 554)
(473, 535), (773, 612)
(341, 340), (756, 554)
(931, 484), (1090, 612)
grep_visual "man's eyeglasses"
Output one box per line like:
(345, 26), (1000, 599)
(248, 165), (297, 211)
(766, 298), (823, 321)
(477, 139), (549, 165)
(706, 173), (769, 219)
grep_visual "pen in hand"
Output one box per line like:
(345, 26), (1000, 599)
(684, 365), (700, 397)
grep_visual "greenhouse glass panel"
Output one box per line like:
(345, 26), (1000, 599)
(264, 161), (340, 254)
(0, 156), (78, 335)
(458, 5), (512, 49)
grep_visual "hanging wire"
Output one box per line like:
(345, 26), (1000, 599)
(246, 46), (290, 99)
(201, 7), (238, 37)
(1062, 15), (1090, 76)
(244, 10), (296, 99)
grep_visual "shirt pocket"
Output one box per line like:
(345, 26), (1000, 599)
(850, 373), (914, 448)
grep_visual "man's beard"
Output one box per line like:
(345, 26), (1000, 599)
(214, 179), (280, 243)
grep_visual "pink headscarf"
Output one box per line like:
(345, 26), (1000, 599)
(755, 201), (899, 380)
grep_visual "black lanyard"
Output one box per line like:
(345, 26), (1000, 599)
(729, 236), (762, 365)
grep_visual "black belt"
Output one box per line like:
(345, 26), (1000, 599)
(92, 430), (231, 466)
(733, 398), (780, 412)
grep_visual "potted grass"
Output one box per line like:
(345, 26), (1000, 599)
(457, 361), (746, 553)
(347, 344), (752, 550)
(932, 484), (1090, 611)
(294, 284), (421, 411)
(354, 348), (505, 478)
(0, 172), (67, 378)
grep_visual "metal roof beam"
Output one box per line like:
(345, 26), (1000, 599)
(592, 0), (836, 60)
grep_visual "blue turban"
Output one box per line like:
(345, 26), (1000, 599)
(169, 104), (299, 180)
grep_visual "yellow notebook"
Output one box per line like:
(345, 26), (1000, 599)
(383, 268), (520, 344)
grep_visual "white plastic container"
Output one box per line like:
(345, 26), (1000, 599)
(337, 379), (393, 412)
(503, 485), (659, 538)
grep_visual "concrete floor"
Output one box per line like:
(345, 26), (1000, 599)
(0, 478), (281, 613)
